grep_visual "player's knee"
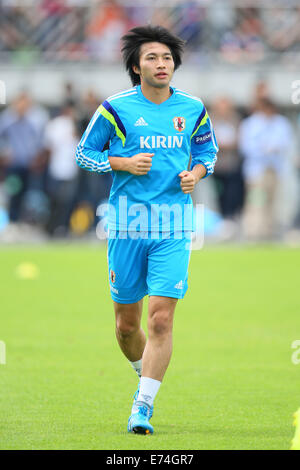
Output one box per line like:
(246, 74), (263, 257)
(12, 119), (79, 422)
(149, 310), (173, 337)
(116, 318), (139, 339)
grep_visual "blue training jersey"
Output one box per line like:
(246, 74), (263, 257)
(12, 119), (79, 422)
(76, 85), (218, 232)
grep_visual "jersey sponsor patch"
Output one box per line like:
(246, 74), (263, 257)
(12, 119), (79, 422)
(140, 135), (183, 149)
(194, 132), (212, 145)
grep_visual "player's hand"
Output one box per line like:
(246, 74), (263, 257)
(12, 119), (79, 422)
(178, 170), (197, 194)
(127, 153), (154, 175)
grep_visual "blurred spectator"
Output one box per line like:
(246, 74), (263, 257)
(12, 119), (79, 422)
(78, 89), (99, 134)
(207, 0), (236, 41)
(77, 90), (112, 218)
(245, 79), (272, 120)
(0, 91), (48, 222)
(0, 5), (27, 53)
(210, 97), (244, 222)
(124, 3), (153, 30)
(44, 101), (78, 236)
(220, 8), (264, 63)
(150, 7), (174, 32)
(63, 81), (79, 107)
(255, 80), (269, 99)
(85, 0), (131, 61)
(34, 0), (70, 52)
(175, 2), (205, 48)
(261, 6), (300, 53)
(238, 98), (294, 240)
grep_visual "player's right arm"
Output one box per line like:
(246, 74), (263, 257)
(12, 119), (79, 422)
(75, 107), (113, 173)
(76, 101), (154, 175)
(108, 153), (154, 175)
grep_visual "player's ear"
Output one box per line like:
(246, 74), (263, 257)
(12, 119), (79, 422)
(132, 65), (140, 76)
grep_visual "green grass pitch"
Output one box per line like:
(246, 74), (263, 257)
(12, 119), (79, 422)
(0, 243), (299, 450)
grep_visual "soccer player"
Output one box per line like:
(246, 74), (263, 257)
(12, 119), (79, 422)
(76, 25), (218, 435)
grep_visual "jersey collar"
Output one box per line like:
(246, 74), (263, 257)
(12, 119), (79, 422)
(136, 85), (176, 106)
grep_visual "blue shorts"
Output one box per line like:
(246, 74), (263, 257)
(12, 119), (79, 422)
(107, 231), (192, 304)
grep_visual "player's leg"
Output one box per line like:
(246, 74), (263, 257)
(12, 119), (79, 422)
(108, 232), (148, 376)
(142, 295), (177, 381)
(128, 295), (178, 434)
(108, 233), (152, 433)
(130, 295), (176, 420)
(128, 233), (192, 434)
(114, 299), (149, 422)
(113, 298), (146, 366)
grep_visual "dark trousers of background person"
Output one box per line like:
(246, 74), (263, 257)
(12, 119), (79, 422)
(5, 165), (49, 224)
(76, 171), (112, 221)
(46, 177), (78, 236)
(5, 166), (30, 222)
(293, 169), (300, 229)
(212, 169), (245, 219)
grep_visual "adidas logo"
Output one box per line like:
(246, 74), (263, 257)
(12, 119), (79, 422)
(174, 280), (183, 290)
(134, 117), (148, 126)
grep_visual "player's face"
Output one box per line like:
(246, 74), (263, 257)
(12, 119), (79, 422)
(134, 42), (175, 89)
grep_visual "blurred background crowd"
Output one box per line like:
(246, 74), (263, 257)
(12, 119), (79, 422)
(1, 0), (300, 65)
(0, 0), (300, 244)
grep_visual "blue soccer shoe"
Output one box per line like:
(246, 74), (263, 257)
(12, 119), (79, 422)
(127, 403), (154, 435)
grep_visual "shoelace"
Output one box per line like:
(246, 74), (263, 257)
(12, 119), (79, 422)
(138, 405), (149, 417)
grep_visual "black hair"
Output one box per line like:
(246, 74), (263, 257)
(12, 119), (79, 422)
(121, 25), (185, 86)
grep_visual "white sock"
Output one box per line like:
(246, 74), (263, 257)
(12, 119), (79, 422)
(129, 359), (142, 378)
(134, 376), (161, 410)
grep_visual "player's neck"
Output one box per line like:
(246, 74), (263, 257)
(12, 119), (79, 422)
(140, 82), (171, 105)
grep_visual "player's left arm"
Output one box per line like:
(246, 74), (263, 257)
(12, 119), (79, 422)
(179, 106), (219, 194)
(179, 164), (207, 194)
